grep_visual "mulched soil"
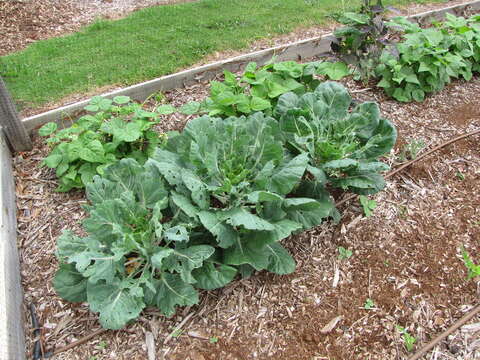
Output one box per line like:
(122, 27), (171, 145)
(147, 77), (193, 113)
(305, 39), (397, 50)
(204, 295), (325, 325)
(15, 73), (480, 360)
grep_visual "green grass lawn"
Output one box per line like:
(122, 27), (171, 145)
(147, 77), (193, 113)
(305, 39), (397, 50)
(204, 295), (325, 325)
(1, 0), (446, 109)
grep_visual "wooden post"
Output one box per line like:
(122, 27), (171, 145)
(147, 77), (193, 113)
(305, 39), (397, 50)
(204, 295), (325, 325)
(0, 77), (32, 152)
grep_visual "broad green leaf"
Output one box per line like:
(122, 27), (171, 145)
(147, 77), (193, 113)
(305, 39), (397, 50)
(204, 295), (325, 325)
(170, 192), (199, 220)
(265, 243), (296, 274)
(226, 208), (275, 231)
(38, 122), (58, 136)
(316, 62), (350, 80)
(198, 211), (238, 248)
(164, 245), (215, 284)
(43, 154), (63, 168)
(153, 273), (199, 317)
(267, 153), (308, 195)
(179, 101), (201, 115)
(156, 104), (177, 115)
(250, 96), (271, 111)
(164, 225), (189, 242)
(314, 81), (351, 121)
(87, 280), (144, 330)
(113, 96), (131, 104)
(247, 191), (283, 203)
(192, 262), (237, 290)
(79, 140), (105, 163)
(53, 263), (87, 303)
(151, 249), (174, 269)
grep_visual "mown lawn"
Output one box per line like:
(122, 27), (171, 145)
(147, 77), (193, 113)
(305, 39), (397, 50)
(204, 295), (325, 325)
(1, 0), (446, 109)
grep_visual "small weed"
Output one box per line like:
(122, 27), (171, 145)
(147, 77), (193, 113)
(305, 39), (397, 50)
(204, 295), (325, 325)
(396, 325), (416, 352)
(338, 246), (353, 260)
(455, 171), (465, 181)
(398, 139), (425, 162)
(462, 249), (480, 279)
(359, 195), (377, 217)
(209, 336), (219, 344)
(171, 329), (183, 338)
(398, 205), (408, 219)
(364, 298), (375, 310)
(95, 341), (108, 350)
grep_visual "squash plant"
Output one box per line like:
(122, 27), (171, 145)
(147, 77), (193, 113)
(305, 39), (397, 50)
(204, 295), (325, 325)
(39, 95), (163, 191)
(170, 60), (350, 118)
(376, 14), (480, 102)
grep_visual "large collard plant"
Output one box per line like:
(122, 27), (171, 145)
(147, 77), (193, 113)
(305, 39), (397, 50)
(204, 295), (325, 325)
(275, 81), (397, 195)
(39, 96), (162, 191)
(53, 159), (219, 329)
(150, 112), (336, 276)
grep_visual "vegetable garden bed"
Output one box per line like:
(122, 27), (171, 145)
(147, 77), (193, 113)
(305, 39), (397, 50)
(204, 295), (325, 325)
(4, 2), (480, 360)
(16, 77), (480, 360)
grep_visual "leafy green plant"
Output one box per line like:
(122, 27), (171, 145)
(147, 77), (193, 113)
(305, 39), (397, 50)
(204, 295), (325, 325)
(53, 158), (216, 329)
(364, 298), (375, 309)
(209, 336), (219, 344)
(462, 249), (480, 279)
(397, 139), (425, 162)
(153, 112), (336, 273)
(359, 195), (377, 217)
(166, 60), (349, 118)
(396, 325), (416, 352)
(274, 81), (397, 196)
(376, 14), (480, 102)
(331, 0), (391, 81)
(39, 96), (163, 191)
(53, 112), (337, 330)
(338, 246), (353, 260)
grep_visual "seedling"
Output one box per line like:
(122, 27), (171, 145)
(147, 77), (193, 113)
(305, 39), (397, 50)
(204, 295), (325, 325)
(398, 139), (425, 162)
(462, 249), (480, 279)
(338, 246), (353, 260)
(364, 298), (375, 310)
(171, 329), (183, 338)
(95, 341), (108, 350)
(396, 325), (416, 352)
(455, 171), (465, 181)
(359, 195), (377, 217)
(209, 336), (219, 344)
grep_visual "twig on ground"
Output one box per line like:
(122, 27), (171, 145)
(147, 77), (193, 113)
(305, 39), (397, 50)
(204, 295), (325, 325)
(46, 328), (108, 357)
(408, 304), (480, 360)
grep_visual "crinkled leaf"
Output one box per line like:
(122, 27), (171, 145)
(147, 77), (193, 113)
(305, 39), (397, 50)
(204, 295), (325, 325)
(153, 273), (199, 317)
(53, 263), (87, 303)
(87, 280), (144, 330)
(192, 262), (237, 290)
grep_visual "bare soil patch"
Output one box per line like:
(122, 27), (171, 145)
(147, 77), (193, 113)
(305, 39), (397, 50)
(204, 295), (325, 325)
(15, 72), (480, 359)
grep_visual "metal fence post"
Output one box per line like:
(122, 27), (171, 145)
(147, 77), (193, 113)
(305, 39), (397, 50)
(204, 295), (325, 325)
(0, 77), (32, 152)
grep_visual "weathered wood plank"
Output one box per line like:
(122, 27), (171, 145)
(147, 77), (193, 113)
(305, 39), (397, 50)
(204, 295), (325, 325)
(0, 130), (26, 360)
(0, 77), (32, 151)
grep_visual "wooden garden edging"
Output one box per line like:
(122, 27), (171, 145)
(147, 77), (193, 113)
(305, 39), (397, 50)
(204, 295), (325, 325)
(21, 0), (480, 133)
(0, 130), (26, 360)
(0, 77), (32, 151)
